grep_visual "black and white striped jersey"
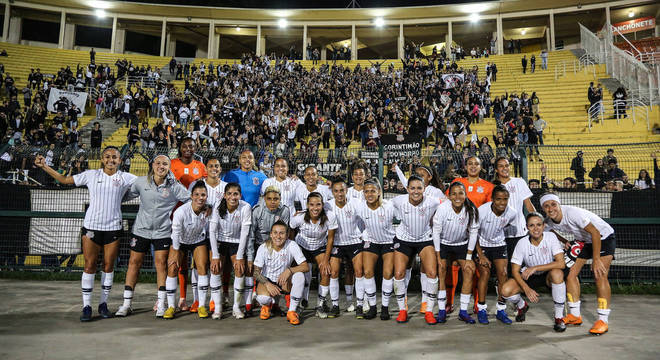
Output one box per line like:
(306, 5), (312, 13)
(354, 200), (396, 244)
(73, 169), (137, 231)
(290, 212), (338, 251)
(391, 194), (439, 243)
(478, 202), (518, 247)
(511, 232), (563, 268)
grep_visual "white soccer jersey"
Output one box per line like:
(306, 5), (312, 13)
(294, 183), (334, 211)
(544, 205), (614, 244)
(325, 200), (364, 246)
(391, 194), (440, 243)
(209, 200), (252, 259)
(290, 212), (338, 251)
(354, 200), (396, 244)
(511, 232), (563, 268)
(261, 176), (303, 212)
(73, 169), (137, 231)
(171, 202), (210, 250)
(478, 202), (518, 247)
(501, 177), (534, 237)
(432, 201), (479, 250)
(190, 179), (227, 208)
(254, 240), (307, 282)
(347, 186), (365, 202)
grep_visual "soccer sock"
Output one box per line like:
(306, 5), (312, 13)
(244, 277), (255, 307)
(81, 272), (94, 308)
(425, 277), (438, 312)
(318, 285), (329, 307)
(210, 274), (222, 313)
(382, 278), (393, 307)
(496, 300), (507, 311)
(459, 293), (471, 312)
(394, 278), (406, 311)
(597, 298), (610, 323)
(197, 274), (209, 308)
(404, 269), (412, 288)
(551, 282), (566, 319)
(364, 277), (377, 306)
(257, 295), (273, 306)
(449, 265), (460, 305)
(345, 284), (354, 303)
(568, 300), (581, 317)
(289, 272), (304, 312)
(420, 272), (428, 304)
(99, 271), (114, 305)
(329, 278), (340, 306)
(122, 286), (133, 308)
(233, 276), (244, 309)
(477, 302), (487, 312)
(355, 277), (365, 307)
(157, 286), (166, 310)
(191, 268), (199, 302)
(437, 290), (447, 311)
(505, 294), (526, 309)
(166, 276), (177, 309)
(303, 270), (312, 301)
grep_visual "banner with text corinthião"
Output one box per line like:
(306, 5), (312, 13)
(47, 88), (88, 117)
(381, 134), (422, 165)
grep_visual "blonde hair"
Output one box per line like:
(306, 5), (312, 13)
(364, 179), (383, 207)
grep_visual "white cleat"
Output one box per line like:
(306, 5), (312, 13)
(345, 304), (356, 312)
(155, 306), (166, 318)
(212, 312), (221, 320)
(233, 306), (245, 319)
(115, 305), (133, 317)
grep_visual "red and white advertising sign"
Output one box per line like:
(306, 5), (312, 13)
(612, 16), (656, 34)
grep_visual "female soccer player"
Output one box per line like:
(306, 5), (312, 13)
(347, 161), (369, 201)
(253, 220), (309, 325)
(355, 179), (397, 320)
(115, 155), (190, 318)
(209, 183), (252, 319)
(391, 175), (441, 325)
(289, 192), (338, 319)
(223, 149), (266, 207)
(34, 146), (137, 321)
(475, 185), (518, 324)
(540, 193), (615, 335)
(500, 212), (567, 333)
(294, 166), (333, 212)
(261, 157), (303, 217)
(433, 181), (480, 324)
(164, 181), (211, 319)
(327, 179), (367, 319)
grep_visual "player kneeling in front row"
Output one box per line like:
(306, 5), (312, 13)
(499, 212), (567, 332)
(253, 220), (309, 325)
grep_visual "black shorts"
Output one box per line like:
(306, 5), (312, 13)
(480, 245), (508, 262)
(301, 247), (326, 263)
(129, 234), (171, 253)
(179, 240), (208, 253)
(82, 227), (122, 246)
(363, 242), (394, 256)
(263, 278), (290, 295)
(578, 234), (616, 260)
(331, 243), (363, 260)
(439, 243), (468, 261)
(526, 272), (550, 290)
(218, 242), (240, 258)
(393, 237), (434, 258)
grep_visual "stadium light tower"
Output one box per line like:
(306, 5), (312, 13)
(469, 13), (480, 23)
(278, 18), (288, 28)
(374, 17), (384, 27)
(95, 9), (106, 18)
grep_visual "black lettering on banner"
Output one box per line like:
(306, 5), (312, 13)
(381, 135), (422, 165)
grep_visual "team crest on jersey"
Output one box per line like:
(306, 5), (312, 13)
(284, 184), (290, 191)
(476, 186), (484, 193)
(130, 237), (137, 247)
(161, 188), (170, 198)
(233, 216), (241, 224)
(418, 207), (426, 216)
(378, 213), (386, 222)
(193, 168), (200, 175)
(459, 217), (467, 225)
(252, 177), (260, 185)
(112, 178), (122, 187)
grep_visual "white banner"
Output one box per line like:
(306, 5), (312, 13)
(47, 88), (88, 117)
(441, 73), (464, 88)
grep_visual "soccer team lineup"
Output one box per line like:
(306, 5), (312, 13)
(32, 140), (615, 335)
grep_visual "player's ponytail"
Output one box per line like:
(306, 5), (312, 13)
(217, 182), (241, 219)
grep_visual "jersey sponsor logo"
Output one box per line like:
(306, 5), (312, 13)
(184, 168), (189, 174)
(468, 186), (474, 192)
(253, 177), (260, 185)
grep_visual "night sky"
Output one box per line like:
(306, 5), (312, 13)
(120, 0), (491, 9)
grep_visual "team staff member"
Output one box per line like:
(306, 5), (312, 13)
(170, 137), (207, 311)
(261, 158), (303, 217)
(541, 193), (615, 335)
(500, 212), (567, 333)
(253, 220), (309, 325)
(294, 166), (333, 212)
(475, 185), (518, 324)
(224, 149), (266, 207)
(35, 147), (137, 321)
(116, 155), (190, 318)
(165, 181), (212, 319)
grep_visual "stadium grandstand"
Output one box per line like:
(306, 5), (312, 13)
(0, 0), (659, 357)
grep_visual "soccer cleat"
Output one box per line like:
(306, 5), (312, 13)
(178, 298), (189, 312)
(496, 310), (512, 324)
(515, 302), (529, 323)
(98, 303), (112, 319)
(364, 306), (377, 320)
(155, 307), (165, 318)
(189, 300), (199, 313)
(589, 320), (609, 335)
(115, 305), (133, 317)
(458, 310), (476, 324)
(80, 305), (92, 322)
(328, 305), (340, 318)
(163, 307), (176, 319)
(563, 314), (583, 326)
(425, 311), (438, 325)
(554, 318), (567, 332)
(436, 309), (447, 323)
(380, 306), (390, 321)
(287, 311), (301, 325)
(446, 304), (455, 314)
(396, 310), (408, 323)
(212, 312), (221, 320)
(477, 310), (489, 324)
(301, 299), (309, 310)
(419, 301), (427, 314)
(209, 300), (215, 313)
(315, 306), (328, 319)
(197, 306), (209, 318)
(260, 305), (272, 320)
(233, 306), (245, 319)
(356, 306), (364, 319)
(345, 303), (355, 312)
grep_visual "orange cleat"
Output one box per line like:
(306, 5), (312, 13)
(563, 314), (583, 326)
(260, 304), (272, 320)
(287, 311), (301, 325)
(396, 310), (409, 323)
(424, 311), (437, 325)
(189, 300), (199, 313)
(419, 301), (427, 314)
(589, 320), (608, 335)
(209, 300), (215, 313)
